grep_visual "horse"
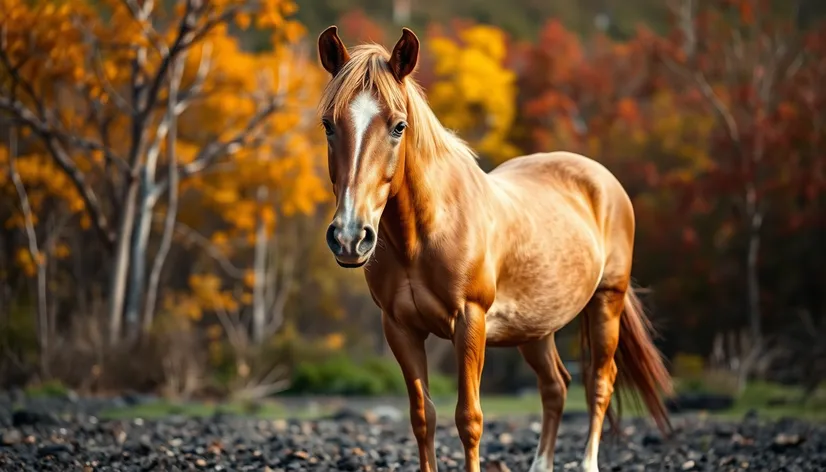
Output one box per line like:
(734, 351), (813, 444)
(315, 25), (674, 472)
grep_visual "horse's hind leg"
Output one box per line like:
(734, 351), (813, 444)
(518, 334), (571, 472)
(580, 287), (625, 472)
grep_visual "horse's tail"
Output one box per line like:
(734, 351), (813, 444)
(616, 287), (674, 434)
(580, 286), (674, 436)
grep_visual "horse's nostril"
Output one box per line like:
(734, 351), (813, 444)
(358, 225), (377, 255)
(326, 224), (342, 255)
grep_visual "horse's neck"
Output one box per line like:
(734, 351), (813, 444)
(381, 148), (487, 262)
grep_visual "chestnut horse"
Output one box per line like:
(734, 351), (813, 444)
(316, 26), (673, 472)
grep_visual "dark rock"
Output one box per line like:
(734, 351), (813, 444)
(0, 393), (824, 471)
(369, 405), (403, 422)
(326, 407), (370, 423)
(664, 392), (735, 412)
(485, 459), (512, 472)
(562, 410), (589, 421)
(12, 409), (57, 426)
(642, 433), (663, 446)
(38, 443), (73, 457)
(772, 433), (805, 452)
(1, 429), (22, 445)
(743, 408), (759, 421)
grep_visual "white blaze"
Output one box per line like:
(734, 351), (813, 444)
(349, 90), (381, 179)
(342, 90), (381, 222)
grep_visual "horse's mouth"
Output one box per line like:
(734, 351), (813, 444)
(336, 260), (367, 269)
(335, 256), (369, 269)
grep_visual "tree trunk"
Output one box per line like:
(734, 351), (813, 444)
(746, 190), (763, 349)
(252, 185), (269, 345)
(393, 0), (411, 24)
(8, 127), (49, 378)
(143, 58), (183, 334)
(124, 170), (154, 335)
(738, 183), (764, 391)
(108, 176), (140, 343)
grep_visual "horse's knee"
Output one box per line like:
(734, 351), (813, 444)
(455, 404), (483, 447)
(592, 359), (617, 409)
(408, 389), (435, 442)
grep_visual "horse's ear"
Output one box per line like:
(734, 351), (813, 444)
(388, 27), (419, 82)
(318, 25), (350, 77)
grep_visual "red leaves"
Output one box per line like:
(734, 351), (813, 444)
(617, 98), (639, 124)
(337, 9), (385, 45)
(738, 0), (755, 25)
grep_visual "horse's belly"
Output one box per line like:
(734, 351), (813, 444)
(485, 240), (604, 346)
(484, 293), (583, 347)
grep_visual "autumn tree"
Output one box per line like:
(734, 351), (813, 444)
(0, 0), (311, 349)
(656, 0), (816, 384)
(425, 23), (520, 165)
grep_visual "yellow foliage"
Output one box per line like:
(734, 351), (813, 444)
(190, 41), (330, 240)
(672, 353), (706, 379)
(0, 0), (328, 292)
(0, 149), (86, 224)
(243, 270), (256, 289)
(428, 25), (520, 164)
(322, 332), (345, 351)
(615, 90), (716, 179)
(14, 248), (37, 278)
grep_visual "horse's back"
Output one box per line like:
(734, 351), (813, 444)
(489, 150), (634, 243)
(490, 151), (628, 203)
(482, 151), (635, 345)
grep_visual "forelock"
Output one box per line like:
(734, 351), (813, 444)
(318, 44), (407, 121)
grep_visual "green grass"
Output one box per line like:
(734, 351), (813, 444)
(711, 381), (826, 421)
(24, 379), (70, 398)
(97, 386), (589, 421)
(99, 399), (321, 420)
(438, 384), (589, 418)
(97, 381), (826, 422)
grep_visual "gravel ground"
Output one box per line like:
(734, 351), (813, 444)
(0, 393), (824, 471)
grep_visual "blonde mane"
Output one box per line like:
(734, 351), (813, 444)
(318, 43), (478, 164)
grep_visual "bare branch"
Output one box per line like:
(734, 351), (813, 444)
(124, 0), (195, 170)
(184, 6), (243, 48)
(180, 98), (283, 178)
(663, 58), (742, 147)
(0, 96), (116, 246)
(175, 41), (213, 113)
(93, 44), (135, 114)
(119, 0), (167, 55)
(138, 0), (241, 121)
(143, 54), (186, 333)
(7, 127), (50, 374)
(1, 94), (128, 173)
(160, 218), (245, 278)
(214, 302), (246, 357)
(7, 129), (42, 278)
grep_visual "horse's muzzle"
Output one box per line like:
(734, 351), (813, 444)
(326, 221), (376, 267)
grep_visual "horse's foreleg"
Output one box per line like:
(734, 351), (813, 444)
(518, 335), (570, 472)
(454, 303), (487, 472)
(581, 288), (624, 472)
(382, 312), (438, 472)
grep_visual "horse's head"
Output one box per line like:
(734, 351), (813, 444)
(317, 26), (420, 268)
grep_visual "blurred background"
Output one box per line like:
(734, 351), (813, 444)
(1, 0), (824, 419)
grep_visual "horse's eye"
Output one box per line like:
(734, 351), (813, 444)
(391, 122), (407, 138)
(322, 120), (334, 137)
